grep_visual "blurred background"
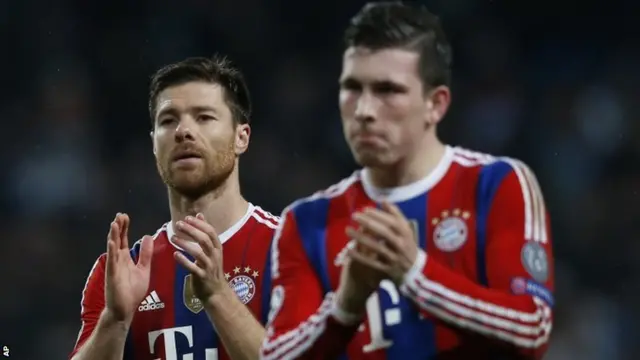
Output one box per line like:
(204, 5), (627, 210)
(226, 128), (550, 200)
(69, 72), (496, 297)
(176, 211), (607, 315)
(0, 0), (638, 358)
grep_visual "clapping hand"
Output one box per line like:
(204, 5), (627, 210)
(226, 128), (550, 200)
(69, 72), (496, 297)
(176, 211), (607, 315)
(171, 213), (231, 304)
(105, 213), (154, 323)
(348, 202), (419, 286)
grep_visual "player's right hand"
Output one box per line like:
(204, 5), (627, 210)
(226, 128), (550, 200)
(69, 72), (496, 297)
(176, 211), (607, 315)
(104, 213), (154, 324)
(335, 235), (383, 316)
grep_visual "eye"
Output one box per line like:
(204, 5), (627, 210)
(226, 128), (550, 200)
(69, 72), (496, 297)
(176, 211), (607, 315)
(159, 117), (176, 126)
(372, 82), (405, 95)
(198, 114), (216, 122)
(340, 79), (362, 92)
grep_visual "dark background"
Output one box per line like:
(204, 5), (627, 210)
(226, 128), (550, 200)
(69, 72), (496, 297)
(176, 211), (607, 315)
(0, 0), (638, 358)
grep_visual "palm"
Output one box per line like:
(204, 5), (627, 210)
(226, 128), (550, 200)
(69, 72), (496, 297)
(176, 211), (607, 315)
(107, 248), (150, 317)
(346, 251), (383, 290)
(338, 255), (380, 311)
(105, 213), (154, 322)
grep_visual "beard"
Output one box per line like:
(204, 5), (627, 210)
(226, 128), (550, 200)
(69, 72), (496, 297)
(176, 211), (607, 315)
(157, 139), (236, 200)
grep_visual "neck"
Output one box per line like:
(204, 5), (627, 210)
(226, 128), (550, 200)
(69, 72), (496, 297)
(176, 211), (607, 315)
(367, 134), (446, 188)
(168, 171), (248, 235)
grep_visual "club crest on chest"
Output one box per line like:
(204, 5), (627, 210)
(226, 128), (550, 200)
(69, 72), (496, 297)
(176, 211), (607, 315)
(431, 209), (470, 252)
(226, 266), (259, 305)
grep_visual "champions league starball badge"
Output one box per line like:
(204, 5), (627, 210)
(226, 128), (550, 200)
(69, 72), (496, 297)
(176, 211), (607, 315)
(521, 241), (549, 283)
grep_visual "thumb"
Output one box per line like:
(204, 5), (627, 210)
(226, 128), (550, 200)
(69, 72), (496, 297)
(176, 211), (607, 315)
(381, 201), (403, 218)
(137, 235), (154, 269)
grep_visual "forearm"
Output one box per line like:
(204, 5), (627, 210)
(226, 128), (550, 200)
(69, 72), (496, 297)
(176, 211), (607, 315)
(261, 293), (360, 360)
(205, 289), (264, 360)
(72, 310), (129, 360)
(400, 251), (552, 359)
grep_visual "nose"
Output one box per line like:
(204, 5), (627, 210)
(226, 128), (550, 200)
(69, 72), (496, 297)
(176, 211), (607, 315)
(354, 92), (377, 124)
(174, 121), (196, 143)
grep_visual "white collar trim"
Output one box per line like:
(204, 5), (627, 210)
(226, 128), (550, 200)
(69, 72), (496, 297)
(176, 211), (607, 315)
(166, 203), (255, 250)
(361, 145), (453, 203)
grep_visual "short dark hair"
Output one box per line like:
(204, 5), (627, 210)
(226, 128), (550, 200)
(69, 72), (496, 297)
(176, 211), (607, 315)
(148, 55), (252, 126)
(344, 2), (452, 88)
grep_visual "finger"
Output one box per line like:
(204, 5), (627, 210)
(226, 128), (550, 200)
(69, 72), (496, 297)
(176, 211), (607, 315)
(379, 202), (414, 236)
(346, 227), (397, 263)
(177, 219), (215, 254)
(357, 209), (408, 250)
(172, 236), (211, 268)
(109, 217), (122, 250)
(348, 247), (389, 273)
(119, 213), (131, 249)
(381, 201), (404, 219)
(174, 252), (207, 278)
(137, 235), (154, 269)
(352, 211), (398, 244)
(189, 214), (222, 250)
(363, 207), (404, 234)
(106, 238), (117, 277)
(346, 227), (375, 257)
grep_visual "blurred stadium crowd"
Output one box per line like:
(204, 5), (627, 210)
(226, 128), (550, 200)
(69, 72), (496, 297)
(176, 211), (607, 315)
(0, 0), (638, 358)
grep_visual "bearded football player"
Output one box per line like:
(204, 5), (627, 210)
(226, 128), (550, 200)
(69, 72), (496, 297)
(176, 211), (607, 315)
(71, 56), (278, 360)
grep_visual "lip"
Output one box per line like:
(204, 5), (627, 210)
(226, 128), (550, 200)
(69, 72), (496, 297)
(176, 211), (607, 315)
(173, 157), (202, 166)
(353, 133), (384, 145)
(171, 149), (203, 161)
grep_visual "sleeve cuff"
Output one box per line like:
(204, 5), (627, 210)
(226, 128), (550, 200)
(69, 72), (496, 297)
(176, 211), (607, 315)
(403, 249), (427, 286)
(329, 293), (364, 326)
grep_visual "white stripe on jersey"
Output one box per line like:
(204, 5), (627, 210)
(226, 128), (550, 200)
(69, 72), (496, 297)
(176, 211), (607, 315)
(452, 147), (548, 244)
(262, 294), (335, 360)
(253, 206), (280, 229)
(502, 158), (548, 243)
(270, 173), (358, 280)
(403, 282), (552, 349)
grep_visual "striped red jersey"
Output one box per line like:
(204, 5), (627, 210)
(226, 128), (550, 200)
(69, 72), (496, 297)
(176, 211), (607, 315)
(261, 146), (554, 360)
(71, 204), (280, 360)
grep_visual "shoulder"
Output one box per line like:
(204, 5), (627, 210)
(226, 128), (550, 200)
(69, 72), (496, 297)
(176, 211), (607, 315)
(250, 205), (281, 232)
(280, 172), (360, 224)
(129, 223), (168, 260)
(450, 146), (542, 205)
(451, 146), (537, 185)
(85, 252), (107, 280)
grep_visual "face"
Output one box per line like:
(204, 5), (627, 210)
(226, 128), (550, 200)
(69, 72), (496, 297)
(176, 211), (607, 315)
(152, 81), (250, 199)
(339, 47), (447, 167)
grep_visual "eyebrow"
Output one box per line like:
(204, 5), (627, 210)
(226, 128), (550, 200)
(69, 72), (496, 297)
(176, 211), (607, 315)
(157, 105), (219, 118)
(340, 76), (408, 89)
(189, 106), (219, 114)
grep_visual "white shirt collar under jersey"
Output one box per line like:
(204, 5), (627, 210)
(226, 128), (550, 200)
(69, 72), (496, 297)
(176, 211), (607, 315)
(166, 202), (255, 250)
(360, 145), (454, 203)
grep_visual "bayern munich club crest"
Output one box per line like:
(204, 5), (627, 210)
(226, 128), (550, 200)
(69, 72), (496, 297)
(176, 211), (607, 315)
(432, 209), (470, 252)
(226, 266), (259, 305)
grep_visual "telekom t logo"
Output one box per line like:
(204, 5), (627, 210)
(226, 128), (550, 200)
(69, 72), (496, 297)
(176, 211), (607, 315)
(148, 326), (218, 360)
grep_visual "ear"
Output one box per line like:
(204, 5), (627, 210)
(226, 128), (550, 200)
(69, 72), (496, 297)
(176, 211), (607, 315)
(424, 85), (451, 126)
(235, 123), (251, 155)
(150, 131), (157, 156)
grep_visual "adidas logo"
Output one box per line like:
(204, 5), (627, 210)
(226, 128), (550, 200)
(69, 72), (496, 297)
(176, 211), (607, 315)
(138, 290), (165, 312)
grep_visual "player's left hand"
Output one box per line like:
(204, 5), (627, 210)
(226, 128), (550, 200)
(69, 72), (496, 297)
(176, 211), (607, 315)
(172, 213), (233, 304)
(350, 201), (420, 286)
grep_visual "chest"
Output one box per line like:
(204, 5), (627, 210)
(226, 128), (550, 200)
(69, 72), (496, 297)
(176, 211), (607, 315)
(126, 234), (272, 360)
(323, 192), (481, 289)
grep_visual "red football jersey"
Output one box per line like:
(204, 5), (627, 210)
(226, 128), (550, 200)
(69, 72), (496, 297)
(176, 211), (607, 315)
(261, 146), (554, 360)
(71, 204), (280, 360)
